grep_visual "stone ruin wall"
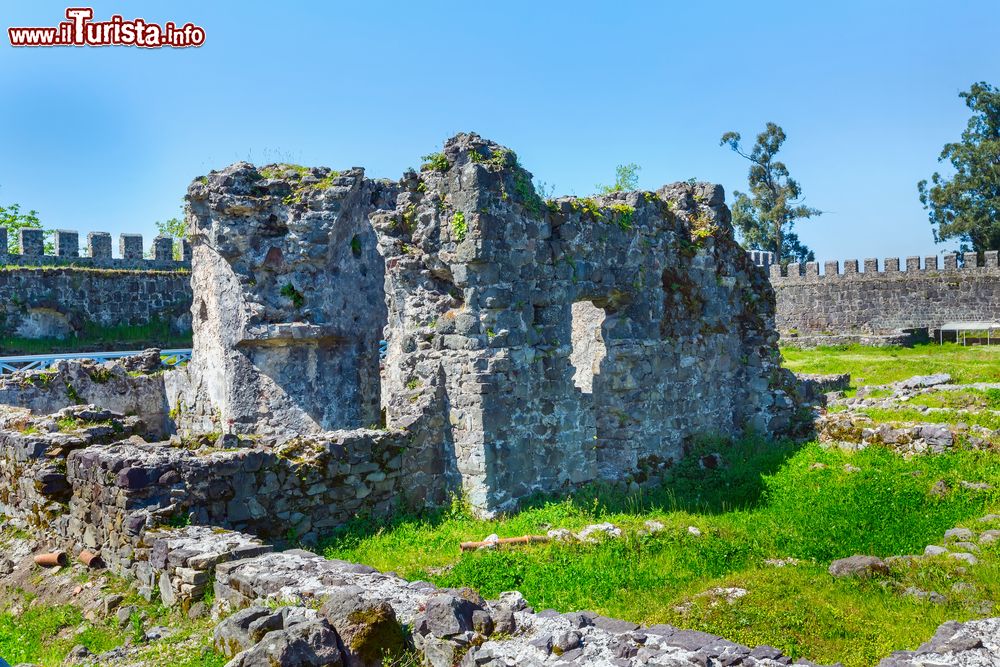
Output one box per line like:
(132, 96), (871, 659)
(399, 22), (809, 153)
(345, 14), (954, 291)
(175, 164), (392, 438)
(767, 252), (1000, 343)
(373, 135), (799, 511)
(0, 228), (192, 340)
(0, 133), (806, 590)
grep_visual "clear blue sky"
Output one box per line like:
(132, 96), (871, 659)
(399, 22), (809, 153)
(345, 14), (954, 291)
(1, 0), (997, 262)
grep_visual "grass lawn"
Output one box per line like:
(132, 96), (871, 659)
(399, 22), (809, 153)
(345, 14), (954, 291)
(319, 343), (1000, 666)
(908, 387), (1000, 410)
(780, 342), (1000, 386)
(321, 436), (1000, 667)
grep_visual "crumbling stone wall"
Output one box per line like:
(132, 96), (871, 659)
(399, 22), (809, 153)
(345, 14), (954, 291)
(770, 253), (1000, 338)
(0, 404), (146, 536)
(65, 428), (409, 575)
(376, 134), (798, 512)
(0, 231), (191, 340)
(0, 356), (174, 436)
(178, 165), (396, 438)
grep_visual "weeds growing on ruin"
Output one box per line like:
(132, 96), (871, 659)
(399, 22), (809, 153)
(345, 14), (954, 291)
(279, 283), (305, 309)
(420, 152), (450, 172)
(451, 211), (467, 242)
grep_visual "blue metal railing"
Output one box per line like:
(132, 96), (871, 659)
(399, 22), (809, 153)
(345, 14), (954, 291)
(0, 348), (192, 374)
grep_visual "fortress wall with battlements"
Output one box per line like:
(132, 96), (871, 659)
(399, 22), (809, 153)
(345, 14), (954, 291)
(0, 228), (193, 340)
(768, 251), (1000, 338)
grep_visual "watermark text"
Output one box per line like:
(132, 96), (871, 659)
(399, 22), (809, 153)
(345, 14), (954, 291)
(8, 8), (205, 48)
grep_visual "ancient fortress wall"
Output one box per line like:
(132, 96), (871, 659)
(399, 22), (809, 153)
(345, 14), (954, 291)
(768, 252), (1000, 338)
(0, 227), (193, 340)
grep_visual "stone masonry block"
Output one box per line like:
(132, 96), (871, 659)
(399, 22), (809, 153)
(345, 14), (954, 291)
(963, 251), (978, 268)
(843, 259), (859, 274)
(925, 256), (939, 271)
(55, 230), (79, 257)
(153, 236), (174, 261)
(905, 256), (920, 271)
(824, 260), (839, 276)
(19, 229), (44, 256)
(863, 258), (878, 274)
(120, 234), (143, 259)
(88, 232), (113, 259)
(884, 257), (900, 272)
(942, 254), (958, 270)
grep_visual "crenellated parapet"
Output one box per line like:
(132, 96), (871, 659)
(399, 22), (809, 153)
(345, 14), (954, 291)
(768, 251), (1000, 281)
(0, 227), (191, 270)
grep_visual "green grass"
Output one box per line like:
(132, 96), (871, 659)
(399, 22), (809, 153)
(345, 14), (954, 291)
(0, 572), (225, 667)
(0, 320), (191, 355)
(908, 388), (1000, 410)
(860, 406), (1000, 430)
(781, 342), (1000, 387)
(0, 605), (123, 665)
(321, 436), (1000, 666)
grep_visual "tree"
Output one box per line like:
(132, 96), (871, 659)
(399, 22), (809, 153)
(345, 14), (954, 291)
(918, 82), (1000, 252)
(597, 163), (640, 194)
(154, 213), (187, 260)
(0, 200), (49, 254)
(720, 123), (821, 262)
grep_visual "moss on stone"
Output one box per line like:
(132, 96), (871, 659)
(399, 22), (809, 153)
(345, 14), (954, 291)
(344, 605), (405, 663)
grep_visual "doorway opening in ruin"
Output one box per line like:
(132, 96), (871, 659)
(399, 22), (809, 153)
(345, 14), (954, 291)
(569, 301), (607, 393)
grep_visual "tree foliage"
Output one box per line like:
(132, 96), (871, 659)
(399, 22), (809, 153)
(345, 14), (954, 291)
(720, 123), (821, 262)
(918, 82), (1000, 252)
(597, 163), (640, 194)
(0, 200), (47, 254)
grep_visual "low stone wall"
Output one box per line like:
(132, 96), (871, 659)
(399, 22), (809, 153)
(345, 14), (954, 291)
(63, 427), (432, 576)
(0, 405), (146, 534)
(780, 332), (917, 349)
(0, 355), (174, 437)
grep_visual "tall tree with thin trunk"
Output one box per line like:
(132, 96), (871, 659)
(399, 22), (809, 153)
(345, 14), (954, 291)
(720, 123), (821, 262)
(918, 82), (1000, 252)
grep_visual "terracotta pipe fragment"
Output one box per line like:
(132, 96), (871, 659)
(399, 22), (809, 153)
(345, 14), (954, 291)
(33, 550), (68, 567)
(78, 550), (104, 569)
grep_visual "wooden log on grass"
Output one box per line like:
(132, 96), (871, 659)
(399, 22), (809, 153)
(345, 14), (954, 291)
(460, 535), (550, 552)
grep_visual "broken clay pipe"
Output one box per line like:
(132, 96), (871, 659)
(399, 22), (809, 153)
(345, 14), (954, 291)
(33, 550), (68, 567)
(78, 550), (104, 569)
(460, 535), (550, 552)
